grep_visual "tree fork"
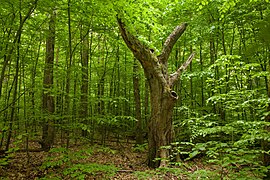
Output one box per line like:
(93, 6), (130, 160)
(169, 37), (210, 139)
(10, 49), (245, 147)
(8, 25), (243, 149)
(117, 17), (195, 167)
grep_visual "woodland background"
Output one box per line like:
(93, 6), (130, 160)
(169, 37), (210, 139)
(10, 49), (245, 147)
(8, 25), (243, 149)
(0, 0), (270, 179)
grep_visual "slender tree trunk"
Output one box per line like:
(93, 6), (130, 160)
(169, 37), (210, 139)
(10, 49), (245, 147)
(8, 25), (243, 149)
(0, 68), (12, 149)
(64, 0), (72, 149)
(80, 25), (89, 137)
(41, 10), (56, 151)
(189, 46), (193, 108)
(21, 42), (30, 163)
(89, 31), (94, 144)
(97, 37), (107, 144)
(31, 38), (41, 132)
(5, 24), (21, 152)
(117, 17), (194, 167)
(221, 22), (227, 55)
(97, 74), (105, 116)
(0, 0), (37, 99)
(199, 40), (204, 108)
(55, 47), (61, 114)
(133, 59), (143, 145)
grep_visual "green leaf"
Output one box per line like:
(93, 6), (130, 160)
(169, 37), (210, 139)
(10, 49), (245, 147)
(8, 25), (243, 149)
(189, 150), (200, 159)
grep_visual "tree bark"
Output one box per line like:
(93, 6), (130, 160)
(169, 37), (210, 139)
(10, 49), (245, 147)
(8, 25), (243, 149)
(117, 17), (195, 167)
(41, 10), (56, 151)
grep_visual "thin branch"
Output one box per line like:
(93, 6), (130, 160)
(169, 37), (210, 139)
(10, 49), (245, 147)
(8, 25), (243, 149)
(0, 0), (38, 98)
(158, 23), (188, 64)
(0, 90), (27, 114)
(71, 28), (90, 57)
(169, 52), (195, 87)
(117, 170), (134, 173)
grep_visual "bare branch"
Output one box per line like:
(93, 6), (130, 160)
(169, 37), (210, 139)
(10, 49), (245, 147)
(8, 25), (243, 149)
(117, 17), (168, 88)
(116, 17), (152, 64)
(158, 23), (188, 64)
(169, 52), (195, 87)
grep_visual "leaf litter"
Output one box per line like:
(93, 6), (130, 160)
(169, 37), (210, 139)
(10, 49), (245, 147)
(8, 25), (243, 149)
(0, 139), (210, 179)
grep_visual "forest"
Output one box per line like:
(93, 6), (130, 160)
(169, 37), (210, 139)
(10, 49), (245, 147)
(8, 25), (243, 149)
(0, 0), (270, 179)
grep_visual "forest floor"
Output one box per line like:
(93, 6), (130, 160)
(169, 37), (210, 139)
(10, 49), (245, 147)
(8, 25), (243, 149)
(0, 139), (212, 180)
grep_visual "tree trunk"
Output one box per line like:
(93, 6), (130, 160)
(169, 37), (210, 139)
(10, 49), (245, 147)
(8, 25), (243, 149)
(5, 22), (21, 151)
(41, 10), (56, 151)
(147, 77), (178, 167)
(133, 59), (143, 145)
(80, 25), (89, 137)
(117, 17), (195, 167)
(64, 0), (73, 149)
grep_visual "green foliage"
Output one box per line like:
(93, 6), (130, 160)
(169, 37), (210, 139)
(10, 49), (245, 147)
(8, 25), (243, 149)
(174, 115), (270, 177)
(132, 143), (148, 152)
(41, 146), (117, 179)
(1, 0), (270, 178)
(42, 149), (67, 169)
(187, 169), (218, 179)
(173, 54), (270, 179)
(0, 152), (13, 167)
(134, 168), (184, 180)
(134, 170), (156, 180)
(63, 163), (118, 179)
(0, 134), (23, 167)
(41, 147), (93, 170)
(95, 146), (117, 155)
(205, 142), (268, 179)
(175, 111), (270, 177)
(167, 140), (268, 179)
(157, 167), (184, 176)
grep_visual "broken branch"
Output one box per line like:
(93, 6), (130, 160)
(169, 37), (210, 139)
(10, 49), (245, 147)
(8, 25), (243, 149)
(116, 17), (152, 64)
(169, 52), (195, 87)
(158, 23), (188, 64)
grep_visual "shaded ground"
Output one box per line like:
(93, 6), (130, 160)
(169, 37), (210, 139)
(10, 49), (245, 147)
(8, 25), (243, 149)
(0, 139), (215, 179)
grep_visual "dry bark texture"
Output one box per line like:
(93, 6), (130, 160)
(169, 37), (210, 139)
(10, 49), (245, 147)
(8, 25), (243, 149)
(117, 17), (195, 167)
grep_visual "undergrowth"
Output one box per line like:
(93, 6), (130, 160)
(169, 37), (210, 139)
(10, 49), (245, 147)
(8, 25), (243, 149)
(40, 146), (118, 179)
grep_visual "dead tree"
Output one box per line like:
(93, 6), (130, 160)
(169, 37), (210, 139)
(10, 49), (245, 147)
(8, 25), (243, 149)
(117, 17), (195, 167)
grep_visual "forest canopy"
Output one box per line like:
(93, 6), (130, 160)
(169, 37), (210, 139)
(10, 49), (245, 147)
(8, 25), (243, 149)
(0, 0), (270, 179)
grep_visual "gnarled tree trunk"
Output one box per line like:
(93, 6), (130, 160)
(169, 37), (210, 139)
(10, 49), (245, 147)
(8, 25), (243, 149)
(117, 17), (195, 167)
